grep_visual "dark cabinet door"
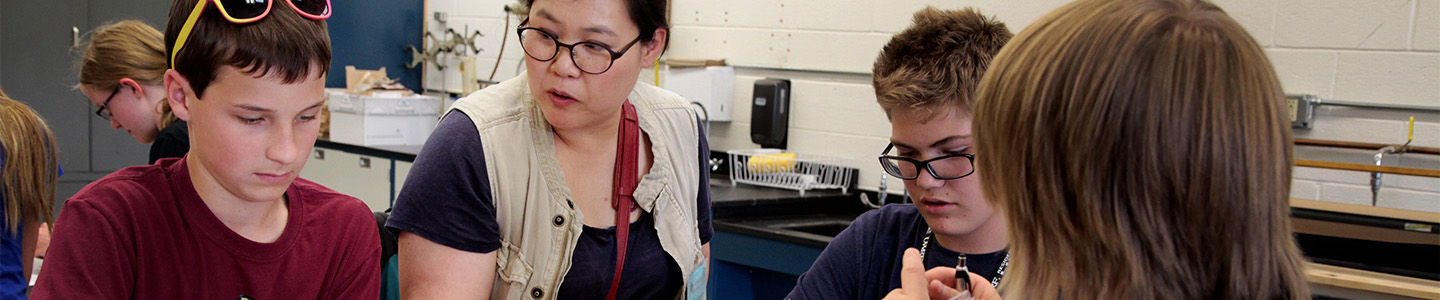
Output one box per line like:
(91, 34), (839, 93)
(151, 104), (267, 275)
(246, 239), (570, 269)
(2, 0), (169, 207)
(2, 0), (94, 173)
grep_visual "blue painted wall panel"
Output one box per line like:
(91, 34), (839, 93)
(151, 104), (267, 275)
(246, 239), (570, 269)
(326, 0), (423, 93)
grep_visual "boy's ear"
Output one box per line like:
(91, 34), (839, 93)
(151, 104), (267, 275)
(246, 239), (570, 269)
(163, 69), (195, 122)
(639, 28), (668, 69)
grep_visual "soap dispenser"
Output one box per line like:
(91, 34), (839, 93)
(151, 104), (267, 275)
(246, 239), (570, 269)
(750, 78), (791, 149)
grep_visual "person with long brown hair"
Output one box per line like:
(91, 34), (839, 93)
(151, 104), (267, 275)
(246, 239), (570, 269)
(0, 87), (59, 299)
(78, 20), (189, 164)
(886, 0), (1311, 299)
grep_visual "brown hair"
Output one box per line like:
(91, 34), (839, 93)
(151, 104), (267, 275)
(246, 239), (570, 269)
(78, 20), (180, 129)
(164, 0), (331, 98)
(973, 0), (1309, 299)
(0, 87), (59, 234)
(873, 7), (1011, 121)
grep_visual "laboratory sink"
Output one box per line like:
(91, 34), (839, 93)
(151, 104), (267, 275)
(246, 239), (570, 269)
(714, 213), (866, 248)
(707, 166), (873, 248)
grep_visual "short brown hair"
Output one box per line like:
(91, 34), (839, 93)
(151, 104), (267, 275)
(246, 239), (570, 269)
(974, 0), (1309, 298)
(164, 0), (331, 98)
(873, 7), (1010, 120)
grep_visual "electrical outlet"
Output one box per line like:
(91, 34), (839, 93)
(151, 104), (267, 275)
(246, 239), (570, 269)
(1286, 94), (1318, 129)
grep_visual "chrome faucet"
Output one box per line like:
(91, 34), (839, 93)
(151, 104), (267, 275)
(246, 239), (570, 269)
(1372, 146), (1397, 206)
(861, 172), (909, 208)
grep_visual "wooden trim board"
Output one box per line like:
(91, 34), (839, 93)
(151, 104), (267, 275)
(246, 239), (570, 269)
(1296, 159), (1440, 178)
(1293, 198), (1440, 224)
(1292, 218), (1438, 246)
(1307, 263), (1440, 299)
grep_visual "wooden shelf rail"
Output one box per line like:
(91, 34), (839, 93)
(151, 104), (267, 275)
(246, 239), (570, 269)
(1296, 138), (1440, 156)
(1295, 159), (1440, 178)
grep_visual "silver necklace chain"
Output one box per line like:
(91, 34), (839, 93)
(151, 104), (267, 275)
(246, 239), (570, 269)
(919, 228), (1008, 287)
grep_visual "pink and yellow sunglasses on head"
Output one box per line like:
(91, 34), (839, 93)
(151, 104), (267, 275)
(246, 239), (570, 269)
(170, 0), (331, 68)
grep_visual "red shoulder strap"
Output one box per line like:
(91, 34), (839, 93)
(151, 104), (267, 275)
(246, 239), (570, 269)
(607, 100), (640, 300)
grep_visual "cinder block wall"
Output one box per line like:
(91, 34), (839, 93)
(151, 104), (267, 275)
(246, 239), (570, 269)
(423, 0), (1440, 212)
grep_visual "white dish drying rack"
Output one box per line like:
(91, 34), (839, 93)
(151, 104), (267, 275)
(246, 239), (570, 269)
(726, 149), (853, 195)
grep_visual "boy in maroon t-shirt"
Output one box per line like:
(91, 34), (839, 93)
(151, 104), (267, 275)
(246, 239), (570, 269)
(32, 0), (380, 298)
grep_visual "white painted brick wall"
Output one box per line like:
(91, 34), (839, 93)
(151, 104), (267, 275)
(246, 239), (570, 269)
(1334, 52), (1440, 107)
(1267, 49), (1337, 98)
(1275, 0), (1414, 50)
(1292, 179), (1322, 200)
(426, 0), (1440, 212)
(1211, 0), (1277, 46)
(1418, 0), (1440, 51)
(1321, 182), (1381, 206)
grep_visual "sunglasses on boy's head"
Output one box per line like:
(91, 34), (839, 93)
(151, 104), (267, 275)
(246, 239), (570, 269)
(169, 0), (331, 68)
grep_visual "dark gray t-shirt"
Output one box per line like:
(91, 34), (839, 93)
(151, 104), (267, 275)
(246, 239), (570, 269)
(787, 204), (1006, 300)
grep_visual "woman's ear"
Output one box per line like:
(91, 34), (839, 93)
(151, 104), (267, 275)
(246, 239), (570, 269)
(640, 28), (668, 69)
(163, 69), (194, 122)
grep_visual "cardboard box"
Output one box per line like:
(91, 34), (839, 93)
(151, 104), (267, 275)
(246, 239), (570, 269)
(327, 90), (442, 146)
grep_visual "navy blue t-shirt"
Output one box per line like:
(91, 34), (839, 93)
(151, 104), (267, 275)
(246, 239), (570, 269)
(387, 111), (714, 299)
(0, 212), (24, 300)
(0, 152), (28, 299)
(786, 204), (1007, 300)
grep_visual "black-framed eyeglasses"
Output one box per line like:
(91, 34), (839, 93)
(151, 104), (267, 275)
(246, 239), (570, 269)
(94, 85), (122, 120)
(516, 21), (644, 74)
(878, 143), (976, 180)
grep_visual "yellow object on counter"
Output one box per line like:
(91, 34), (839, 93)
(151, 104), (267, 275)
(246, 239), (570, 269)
(746, 152), (797, 173)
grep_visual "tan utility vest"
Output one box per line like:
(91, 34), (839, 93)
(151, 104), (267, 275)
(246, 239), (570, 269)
(447, 74), (707, 300)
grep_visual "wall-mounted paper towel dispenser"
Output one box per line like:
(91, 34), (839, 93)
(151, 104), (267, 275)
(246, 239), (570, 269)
(664, 66), (734, 122)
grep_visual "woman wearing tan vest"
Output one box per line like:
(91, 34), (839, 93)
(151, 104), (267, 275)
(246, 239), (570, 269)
(386, 0), (712, 299)
(886, 0), (1310, 299)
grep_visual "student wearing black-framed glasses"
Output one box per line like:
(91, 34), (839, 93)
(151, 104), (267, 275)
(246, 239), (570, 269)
(788, 7), (1013, 300)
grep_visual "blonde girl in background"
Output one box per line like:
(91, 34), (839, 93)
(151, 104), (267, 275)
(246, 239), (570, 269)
(0, 87), (59, 299)
(78, 20), (189, 164)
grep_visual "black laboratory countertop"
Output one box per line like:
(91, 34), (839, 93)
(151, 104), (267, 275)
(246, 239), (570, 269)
(315, 139), (422, 161)
(709, 175), (873, 249)
(312, 139), (883, 249)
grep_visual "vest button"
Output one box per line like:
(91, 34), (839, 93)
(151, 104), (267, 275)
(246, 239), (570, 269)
(553, 215), (565, 226)
(531, 288), (543, 298)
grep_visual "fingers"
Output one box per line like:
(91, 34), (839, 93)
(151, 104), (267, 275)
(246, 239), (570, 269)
(883, 289), (908, 300)
(899, 248), (929, 300)
(923, 266), (959, 289)
(965, 272), (1001, 300)
(928, 280), (961, 300)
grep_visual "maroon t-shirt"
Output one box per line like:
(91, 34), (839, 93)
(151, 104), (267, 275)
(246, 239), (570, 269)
(31, 157), (381, 299)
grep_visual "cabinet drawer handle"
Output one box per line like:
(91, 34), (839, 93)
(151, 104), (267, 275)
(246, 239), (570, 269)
(359, 157), (371, 168)
(313, 149), (326, 160)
